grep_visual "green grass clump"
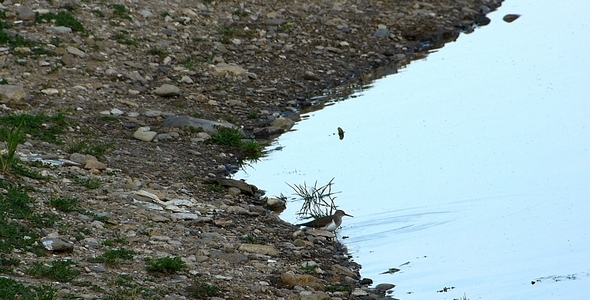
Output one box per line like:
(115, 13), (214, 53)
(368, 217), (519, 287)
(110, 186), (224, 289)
(145, 256), (187, 274)
(240, 140), (263, 160)
(147, 47), (168, 57)
(112, 31), (138, 46)
(209, 127), (264, 161)
(49, 197), (80, 213)
(26, 260), (81, 282)
(240, 235), (266, 244)
(0, 124), (25, 175)
(210, 127), (243, 147)
(36, 11), (85, 32)
(75, 177), (103, 189)
(0, 113), (68, 144)
(301, 263), (317, 272)
(66, 140), (115, 160)
(188, 280), (220, 299)
(0, 253), (20, 274)
(90, 248), (135, 266)
(109, 4), (132, 21)
(0, 277), (58, 299)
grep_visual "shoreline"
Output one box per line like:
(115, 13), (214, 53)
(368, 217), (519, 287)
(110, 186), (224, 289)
(0, 0), (504, 298)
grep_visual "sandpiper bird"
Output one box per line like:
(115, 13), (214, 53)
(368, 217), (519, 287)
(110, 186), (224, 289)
(296, 210), (353, 232)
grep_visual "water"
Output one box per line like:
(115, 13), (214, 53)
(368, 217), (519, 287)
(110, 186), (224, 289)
(234, 1), (590, 299)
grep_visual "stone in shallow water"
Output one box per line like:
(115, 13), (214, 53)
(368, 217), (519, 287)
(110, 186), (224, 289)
(375, 283), (395, 292)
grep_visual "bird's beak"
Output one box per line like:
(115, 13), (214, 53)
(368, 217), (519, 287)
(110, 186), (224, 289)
(345, 213), (354, 217)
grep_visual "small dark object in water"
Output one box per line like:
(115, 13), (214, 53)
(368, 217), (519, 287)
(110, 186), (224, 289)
(503, 14), (521, 23)
(474, 14), (491, 26)
(337, 127), (345, 140)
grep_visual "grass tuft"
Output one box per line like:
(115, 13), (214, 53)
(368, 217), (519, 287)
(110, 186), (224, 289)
(36, 12), (85, 32)
(49, 197), (80, 213)
(90, 248), (135, 266)
(288, 178), (340, 220)
(145, 256), (187, 274)
(26, 260), (81, 282)
(188, 280), (221, 299)
(0, 277), (58, 299)
(66, 140), (115, 160)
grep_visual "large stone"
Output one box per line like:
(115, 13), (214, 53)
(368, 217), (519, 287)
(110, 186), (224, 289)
(41, 238), (74, 252)
(0, 85), (26, 104)
(280, 271), (324, 290)
(331, 264), (357, 277)
(270, 117), (295, 131)
(373, 28), (390, 38)
(154, 84), (181, 97)
(17, 8), (36, 20)
(238, 244), (279, 256)
(161, 116), (239, 135)
(214, 63), (247, 76)
(133, 127), (157, 141)
(252, 126), (285, 137)
(67, 46), (87, 58)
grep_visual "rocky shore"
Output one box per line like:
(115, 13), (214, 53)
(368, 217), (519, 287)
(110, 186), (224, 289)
(0, 0), (502, 299)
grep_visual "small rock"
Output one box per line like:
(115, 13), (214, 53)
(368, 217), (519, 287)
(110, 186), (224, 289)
(503, 14), (521, 23)
(0, 85), (26, 103)
(252, 126), (285, 137)
(67, 46), (87, 58)
(303, 71), (320, 81)
(180, 75), (193, 83)
(17, 8), (36, 20)
(90, 265), (107, 272)
(351, 288), (368, 296)
(270, 117), (295, 131)
(227, 187), (241, 196)
(266, 19), (287, 25)
(68, 153), (86, 165)
(265, 197), (286, 211)
(375, 283), (395, 292)
(238, 244), (279, 256)
(162, 116), (239, 134)
(280, 271), (324, 290)
(41, 88), (59, 95)
(154, 84), (181, 97)
(139, 9), (154, 18)
(84, 155), (106, 170)
(41, 238), (74, 252)
(171, 213), (201, 220)
(133, 127), (157, 142)
(110, 108), (124, 115)
(46, 26), (72, 33)
(214, 63), (247, 76)
(331, 264), (356, 277)
(374, 28), (390, 38)
(227, 99), (245, 107)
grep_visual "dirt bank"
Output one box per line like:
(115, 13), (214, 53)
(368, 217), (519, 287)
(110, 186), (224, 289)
(0, 0), (502, 298)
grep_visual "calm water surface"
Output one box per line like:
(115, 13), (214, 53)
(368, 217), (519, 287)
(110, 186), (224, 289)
(235, 1), (590, 299)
